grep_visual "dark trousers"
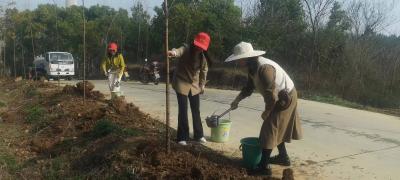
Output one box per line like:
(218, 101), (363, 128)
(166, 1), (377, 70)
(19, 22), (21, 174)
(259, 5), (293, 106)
(176, 91), (204, 141)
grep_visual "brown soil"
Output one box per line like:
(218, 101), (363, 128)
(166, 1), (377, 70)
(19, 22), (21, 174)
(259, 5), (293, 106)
(63, 81), (105, 100)
(0, 78), (293, 179)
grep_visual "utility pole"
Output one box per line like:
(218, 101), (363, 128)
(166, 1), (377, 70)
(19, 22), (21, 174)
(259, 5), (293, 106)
(0, 0), (17, 77)
(21, 45), (26, 79)
(52, 0), (59, 51)
(13, 35), (15, 78)
(0, 5), (4, 77)
(3, 41), (5, 77)
(164, 0), (170, 154)
(27, 0), (37, 80)
(0, 30), (5, 77)
(136, 0), (142, 63)
(82, 0), (86, 104)
(51, 0), (60, 87)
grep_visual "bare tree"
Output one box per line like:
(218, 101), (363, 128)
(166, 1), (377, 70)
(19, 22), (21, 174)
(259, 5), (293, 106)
(302, 0), (335, 89)
(343, 0), (398, 102)
(346, 0), (396, 36)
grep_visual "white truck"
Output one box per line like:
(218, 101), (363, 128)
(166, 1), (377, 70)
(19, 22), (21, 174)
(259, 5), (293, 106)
(33, 52), (75, 80)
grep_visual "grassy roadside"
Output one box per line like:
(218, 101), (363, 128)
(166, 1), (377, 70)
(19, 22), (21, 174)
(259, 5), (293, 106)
(0, 123), (23, 179)
(301, 93), (400, 117)
(0, 84), (25, 179)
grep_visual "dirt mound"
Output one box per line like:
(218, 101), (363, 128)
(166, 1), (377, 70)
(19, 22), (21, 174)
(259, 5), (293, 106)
(0, 79), (295, 179)
(109, 96), (130, 115)
(282, 168), (295, 180)
(133, 139), (250, 179)
(76, 81), (95, 92)
(62, 85), (76, 94)
(62, 81), (104, 100)
(72, 135), (124, 172)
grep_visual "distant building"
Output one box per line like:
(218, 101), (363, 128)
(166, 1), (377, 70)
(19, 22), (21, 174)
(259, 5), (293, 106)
(66, 0), (77, 7)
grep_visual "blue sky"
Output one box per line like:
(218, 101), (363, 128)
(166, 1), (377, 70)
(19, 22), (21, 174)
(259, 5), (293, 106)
(8, 0), (400, 35)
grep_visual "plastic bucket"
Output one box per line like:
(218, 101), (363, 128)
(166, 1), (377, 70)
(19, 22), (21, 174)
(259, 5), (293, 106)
(210, 120), (231, 143)
(240, 137), (262, 169)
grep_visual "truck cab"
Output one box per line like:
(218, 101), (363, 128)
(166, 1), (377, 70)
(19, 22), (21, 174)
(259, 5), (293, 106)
(33, 52), (75, 80)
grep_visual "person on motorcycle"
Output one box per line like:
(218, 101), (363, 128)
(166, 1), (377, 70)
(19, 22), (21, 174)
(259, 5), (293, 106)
(167, 32), (212, 146)
(150, 60), (160, 84)
(150, 61), (158, 72)
(101, 42), (126, 93)
(140, 58), (158, 84)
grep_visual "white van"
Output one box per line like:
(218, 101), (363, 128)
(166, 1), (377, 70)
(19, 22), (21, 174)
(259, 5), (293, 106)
(33, 52), (75, 80)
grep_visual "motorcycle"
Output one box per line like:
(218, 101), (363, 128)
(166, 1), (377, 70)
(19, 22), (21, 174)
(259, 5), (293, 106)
(140, 59), (160, 85)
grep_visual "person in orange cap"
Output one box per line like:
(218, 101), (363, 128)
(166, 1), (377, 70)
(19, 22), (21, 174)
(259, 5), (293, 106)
(101, 42), (126, 94)
(167, 32), (212, 146)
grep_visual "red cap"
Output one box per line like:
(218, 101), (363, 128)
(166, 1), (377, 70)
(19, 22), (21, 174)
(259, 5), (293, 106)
(193, 32), (210, 51)
(108, 42), (118, 51)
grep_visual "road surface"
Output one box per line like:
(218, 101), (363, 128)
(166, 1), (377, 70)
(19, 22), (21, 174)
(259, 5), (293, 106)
(62, 80), (400, 179)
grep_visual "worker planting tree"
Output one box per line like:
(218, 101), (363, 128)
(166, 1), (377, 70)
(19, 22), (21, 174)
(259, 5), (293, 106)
(225, 42), (303, 176)
(167, 32), (212, 146)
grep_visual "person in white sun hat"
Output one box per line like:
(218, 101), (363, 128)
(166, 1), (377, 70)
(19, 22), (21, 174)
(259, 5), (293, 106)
(225, 42), (303, 176)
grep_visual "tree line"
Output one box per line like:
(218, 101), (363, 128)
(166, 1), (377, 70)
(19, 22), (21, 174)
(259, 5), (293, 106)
(0, 0), (399, 108)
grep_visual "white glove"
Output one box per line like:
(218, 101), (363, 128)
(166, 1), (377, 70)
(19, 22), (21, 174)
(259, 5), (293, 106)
(200, 85), (205, 94)
(167, 50), (177, 58)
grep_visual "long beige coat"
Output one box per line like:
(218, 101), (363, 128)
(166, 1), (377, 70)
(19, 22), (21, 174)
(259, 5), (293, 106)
(171, 45), (208, 96)
(236, 64), (303, 149)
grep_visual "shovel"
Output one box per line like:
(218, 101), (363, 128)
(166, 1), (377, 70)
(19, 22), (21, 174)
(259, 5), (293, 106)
(205, 107), (232, 128)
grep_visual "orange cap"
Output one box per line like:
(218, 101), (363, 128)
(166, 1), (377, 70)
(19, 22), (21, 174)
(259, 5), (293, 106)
(193, 32), (211, 51)
(108, 42), (118, 51)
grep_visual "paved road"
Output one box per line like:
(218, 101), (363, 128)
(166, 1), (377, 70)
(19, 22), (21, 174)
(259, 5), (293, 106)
(63, 80), (400, 179)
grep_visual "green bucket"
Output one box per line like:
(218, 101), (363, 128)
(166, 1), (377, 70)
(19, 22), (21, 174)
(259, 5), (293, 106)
(210, 120), (231, 143)
(240, 137), (262, 169)
(111, 91), (122, 99)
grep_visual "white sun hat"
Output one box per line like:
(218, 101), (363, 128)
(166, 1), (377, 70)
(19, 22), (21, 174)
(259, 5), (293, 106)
(224, 42), (265, 62)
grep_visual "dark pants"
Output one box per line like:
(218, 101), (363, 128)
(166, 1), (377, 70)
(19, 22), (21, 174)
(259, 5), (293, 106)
(176, 91), (204, 141)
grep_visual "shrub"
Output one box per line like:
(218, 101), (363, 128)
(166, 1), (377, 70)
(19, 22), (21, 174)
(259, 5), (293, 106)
(25, 106), (45, 123)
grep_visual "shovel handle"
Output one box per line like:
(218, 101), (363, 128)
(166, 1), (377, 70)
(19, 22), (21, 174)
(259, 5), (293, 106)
(218, 108), (232, 119)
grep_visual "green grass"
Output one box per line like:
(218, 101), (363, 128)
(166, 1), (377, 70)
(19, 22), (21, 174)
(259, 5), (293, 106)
(25, 87), (39, 98)
(0, 101), (6, 108)
(303, 94), (364, 109)
(110, 171), (139, 179)
(0, 154), (21, 174)
(91, 119), (119, 138)
(43, 157), (66, 180)
(91, 119), (142, 139)
(24, 105), (53, 132)
(25, 105), (46, 123)
(120, 127), (143, 137)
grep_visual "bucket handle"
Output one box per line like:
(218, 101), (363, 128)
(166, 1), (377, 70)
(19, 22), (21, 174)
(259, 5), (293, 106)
(239, 144), (242, 151)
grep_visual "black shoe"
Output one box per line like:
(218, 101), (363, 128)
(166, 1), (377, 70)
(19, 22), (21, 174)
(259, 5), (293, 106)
(269, 155), (291, 166)
(248, 165), (272, 176)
